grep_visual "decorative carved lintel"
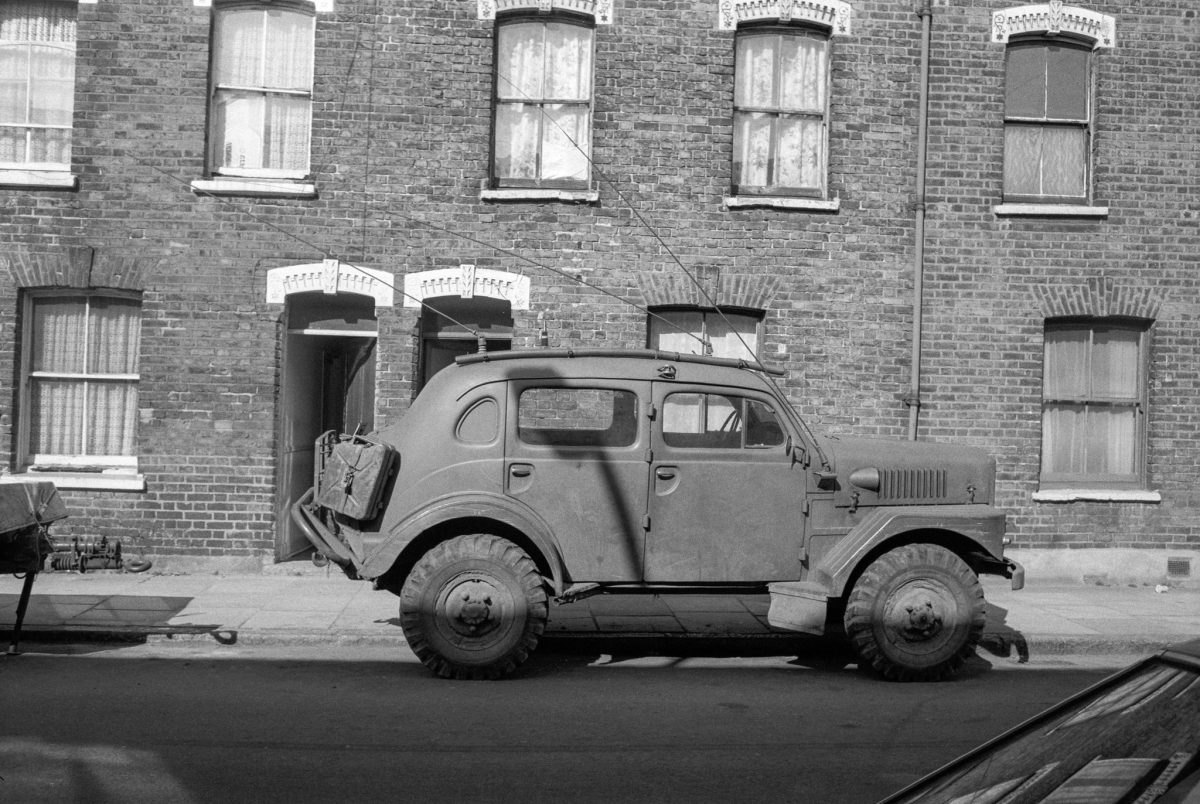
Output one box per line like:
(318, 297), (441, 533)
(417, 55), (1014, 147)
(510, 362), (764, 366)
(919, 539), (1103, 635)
(403, 268), (531, 310)
(717, 0), (852, 33)
(478, 0), (613, 24)
(266, 261), (395, 306)
(992, 2), (1115, 48)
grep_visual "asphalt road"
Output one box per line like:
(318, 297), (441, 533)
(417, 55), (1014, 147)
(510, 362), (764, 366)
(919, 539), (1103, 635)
(0, 639), (1128, 803)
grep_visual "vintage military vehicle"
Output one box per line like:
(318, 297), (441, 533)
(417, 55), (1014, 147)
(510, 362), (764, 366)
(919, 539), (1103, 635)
(292, 349), (1023, 681)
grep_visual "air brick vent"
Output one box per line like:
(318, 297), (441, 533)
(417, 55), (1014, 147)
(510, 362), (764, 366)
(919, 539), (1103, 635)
(1167, 557), (1192, 578)
(879, 468), (947, 502)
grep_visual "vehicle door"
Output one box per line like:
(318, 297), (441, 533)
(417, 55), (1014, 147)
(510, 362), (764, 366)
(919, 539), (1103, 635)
(645, 384), (807, 582)
(504, 379), (650, 582)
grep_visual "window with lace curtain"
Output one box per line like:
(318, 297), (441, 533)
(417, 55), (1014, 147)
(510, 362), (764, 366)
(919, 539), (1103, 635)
(1004, 37), (1092, 204)
(1041, 320), (1148, 488)
(19, 291), (142, 477)
(207, 2), (314, 178)
(0, 1), (75, 172)
(647, 308), (762, 362)
(733, 25), (829, 198)
(491, 14), (593, 189)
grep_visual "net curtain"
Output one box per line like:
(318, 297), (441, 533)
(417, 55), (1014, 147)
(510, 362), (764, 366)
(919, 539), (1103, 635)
(734, 32), (827, 191)
(212, 6), (313, 172)
(495, 20), (592, 182)
(28, 296), (140, 459)
(1042, 327), (1138, 477)
(0, 1), (75, 165)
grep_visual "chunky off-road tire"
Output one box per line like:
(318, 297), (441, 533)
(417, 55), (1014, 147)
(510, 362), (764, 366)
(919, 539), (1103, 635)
(843, 543), (985, 682)
(399, 534), (548, 680)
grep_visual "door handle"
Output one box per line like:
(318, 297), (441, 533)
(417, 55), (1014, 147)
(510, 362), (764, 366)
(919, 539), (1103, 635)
(655, 467), (676, 480)
(510, 465), (532, 478)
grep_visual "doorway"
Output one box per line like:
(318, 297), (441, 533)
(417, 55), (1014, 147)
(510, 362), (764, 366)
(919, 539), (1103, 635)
(276, 293), (378, 561)
(418, 296), (513, 391)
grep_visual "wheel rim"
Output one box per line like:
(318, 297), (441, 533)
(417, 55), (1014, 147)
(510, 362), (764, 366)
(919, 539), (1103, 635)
(880, 578), (961, 658)
(433, 570), (521, 651)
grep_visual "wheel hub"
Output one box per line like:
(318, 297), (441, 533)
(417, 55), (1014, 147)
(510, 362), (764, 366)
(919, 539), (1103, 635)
(883, 581), (951, 644)
(444, 579), (502, 637)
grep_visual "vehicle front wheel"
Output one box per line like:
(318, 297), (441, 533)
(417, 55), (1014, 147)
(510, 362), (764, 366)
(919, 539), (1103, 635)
(399, 534), (548, 680)
(843, 543), (985, 682)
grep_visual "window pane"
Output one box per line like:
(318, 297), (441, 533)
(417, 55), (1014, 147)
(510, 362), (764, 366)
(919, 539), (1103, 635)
(518, 388), (637, 448)
(1042, 403), (1084, 474)
(775, 116), (822, 190)
(214, 8), (264, 87)
(1003, 124), (1042, 196)
(29, 43), (73, 125)
(263, 7), (314, 91)
(1040, 125), (1086, 198)
(497, 22), (544, 100)
(494, 103), (539, 180)
(0, 2), (76, 42)
(745, 400), (784, 447)
(1092, 328), (1139, 398)
(213, 91), (264, 169)
(31, 295), (86, 373)
(0, 47), (30, 124)
(30, 378), (84, 455)
(87, 297), (141, 374)
(1087, 406), (1136, 475)
(543, 23), (591, 100)
(1005, 44), (1046, 118)
(1044, 327), (1089, 398)
(733, 111), (772, 187)
(541, 104), (588, 181)
(265, 93), (310, 171)
(704, 313), (758, 360)
(649, 310), (704, 354)
(663, 393), (741, 449)
(735, 34), (777, 108)
(779, 34), (825, 112)
(87, 382), (137, 455)
(1046, 44), (1088, 120)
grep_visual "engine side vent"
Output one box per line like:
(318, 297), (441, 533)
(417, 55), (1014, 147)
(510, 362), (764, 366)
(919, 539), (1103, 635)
(879, 468), (947, 502)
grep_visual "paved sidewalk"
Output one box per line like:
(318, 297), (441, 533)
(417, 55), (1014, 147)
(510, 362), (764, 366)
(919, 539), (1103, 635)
(2, 568), (1198, 659)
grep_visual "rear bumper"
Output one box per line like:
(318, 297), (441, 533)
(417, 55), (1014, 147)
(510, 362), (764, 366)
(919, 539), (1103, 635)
(290, 488), (358, 574)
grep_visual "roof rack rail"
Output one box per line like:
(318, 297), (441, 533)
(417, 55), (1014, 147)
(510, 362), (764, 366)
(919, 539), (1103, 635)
(456, 347), (786, 376)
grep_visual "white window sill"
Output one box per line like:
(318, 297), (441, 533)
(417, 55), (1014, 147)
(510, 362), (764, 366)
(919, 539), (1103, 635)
(0, 169), (78, 189)
(1033, 489), (1161, 503)
(2, 471), (146, 492)
(994, 203), (1108, 218)
(480, 188), (599, 203)
(725, 195), (840, 212)
(191, 178), (317, 199)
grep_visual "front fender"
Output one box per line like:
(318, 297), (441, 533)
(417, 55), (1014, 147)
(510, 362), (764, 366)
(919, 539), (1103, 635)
(360, 492), (568, 595)
(810, 504), (1008, 596)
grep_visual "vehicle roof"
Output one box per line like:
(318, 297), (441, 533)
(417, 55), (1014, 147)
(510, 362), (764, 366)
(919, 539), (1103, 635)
(442, 348), (785, 395)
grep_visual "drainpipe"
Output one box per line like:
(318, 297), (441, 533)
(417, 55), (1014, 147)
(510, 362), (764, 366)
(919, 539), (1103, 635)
(908, 0), (933, 441)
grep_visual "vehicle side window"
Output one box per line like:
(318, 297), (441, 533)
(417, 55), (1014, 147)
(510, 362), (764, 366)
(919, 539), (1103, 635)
(518, 387), (638, 448)
(456, 398), (499, 444)
(663, 393), (784, 449)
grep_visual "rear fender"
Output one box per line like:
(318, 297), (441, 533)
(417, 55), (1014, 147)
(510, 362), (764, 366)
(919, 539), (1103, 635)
(810, 505), (1008, 597)
(360, 492), (568, 595)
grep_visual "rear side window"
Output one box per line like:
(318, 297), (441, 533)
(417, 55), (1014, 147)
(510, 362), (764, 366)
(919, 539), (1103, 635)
(518, 387), (638, 448)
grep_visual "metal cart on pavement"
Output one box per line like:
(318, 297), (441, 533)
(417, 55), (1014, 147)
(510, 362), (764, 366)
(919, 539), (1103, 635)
(0, 481), (67, 655)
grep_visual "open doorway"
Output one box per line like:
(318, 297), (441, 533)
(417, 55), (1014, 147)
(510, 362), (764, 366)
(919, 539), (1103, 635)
(276, 292), (378, 561)
(418, 296), (513, 391)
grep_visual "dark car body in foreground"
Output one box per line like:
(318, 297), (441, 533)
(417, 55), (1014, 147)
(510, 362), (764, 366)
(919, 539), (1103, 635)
(882, 639), (1200, 803)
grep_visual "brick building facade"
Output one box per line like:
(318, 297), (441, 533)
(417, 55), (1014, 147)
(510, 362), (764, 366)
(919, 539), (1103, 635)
(1, 0), (1196, 580)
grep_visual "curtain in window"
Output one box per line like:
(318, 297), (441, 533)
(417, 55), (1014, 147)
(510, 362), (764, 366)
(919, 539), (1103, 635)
(28, 295), (140, 459)
(0, 1), (74, 166)
(649, 310), (759, 360)
(495, 20), (591, 184)
(1042, 326), (1140, 479)
(734, 31), (826, 192)
(211, 5), (312, 172)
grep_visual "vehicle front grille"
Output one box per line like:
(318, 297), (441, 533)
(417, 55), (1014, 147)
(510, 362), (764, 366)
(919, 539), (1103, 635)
(879, 468), (948, 502)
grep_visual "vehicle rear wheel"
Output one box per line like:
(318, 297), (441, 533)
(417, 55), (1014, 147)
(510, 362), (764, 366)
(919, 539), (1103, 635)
(843, 543), (985, 682)
(399, 534), (548, 680)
